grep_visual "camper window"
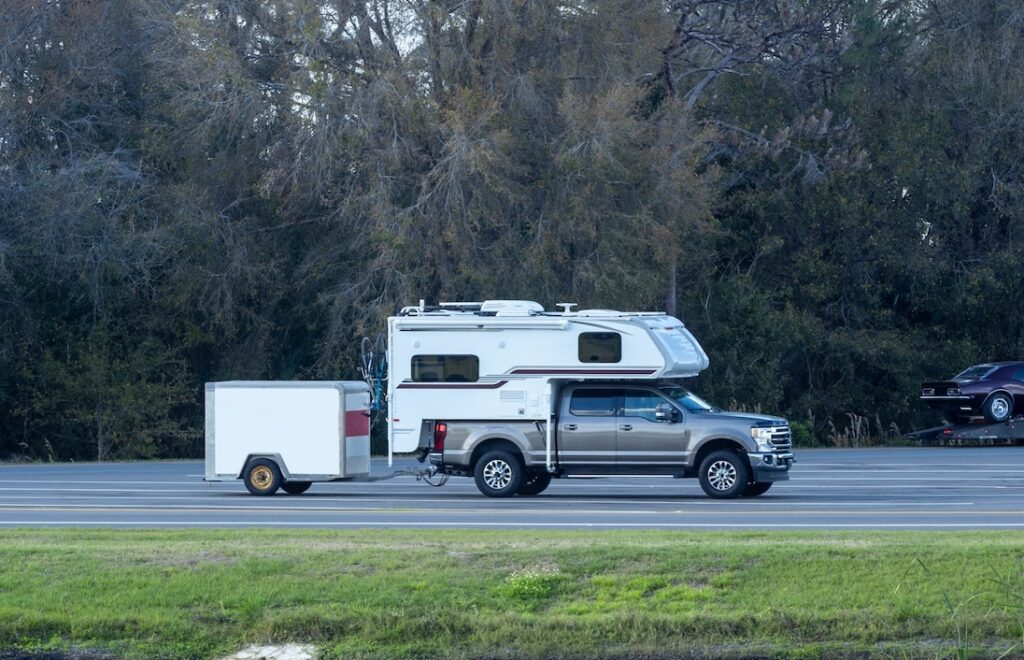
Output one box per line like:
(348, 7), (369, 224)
(578, 332), (622, 363)
(411, 355), (480, 382)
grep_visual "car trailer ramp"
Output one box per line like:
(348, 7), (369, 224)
(908, 417), (1024, 446)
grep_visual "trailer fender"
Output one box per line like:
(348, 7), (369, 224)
(238, 453), (291, 479)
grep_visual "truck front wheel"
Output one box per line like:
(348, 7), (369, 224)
(474, 450), (524, 498)
(243, 458), (282, 496)
(698, 450), (749, 499)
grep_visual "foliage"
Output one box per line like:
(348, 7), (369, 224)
(2, 0), (1022, 457)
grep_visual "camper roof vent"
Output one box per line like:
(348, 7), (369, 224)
(480, 300), (544, 317)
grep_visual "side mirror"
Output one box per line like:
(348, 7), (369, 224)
(655, 403), (679, 423)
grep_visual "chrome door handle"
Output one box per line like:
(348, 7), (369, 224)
(620, 424), (633, 431)
(565, 424), (578, 431)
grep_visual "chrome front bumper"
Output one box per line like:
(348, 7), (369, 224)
(748, 452), (794, 482)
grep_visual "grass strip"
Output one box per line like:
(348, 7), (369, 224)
(0, 530), (1022, 658)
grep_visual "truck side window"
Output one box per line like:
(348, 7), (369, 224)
(569, 389), (617, 416)
(578, 332), (621, 363)
(411, 355), (480, 383)
(622, 390), (666, 422)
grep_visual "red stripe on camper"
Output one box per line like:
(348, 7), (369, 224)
(508, 368), (658, 375)
(396, 380), (508, 389)
(345, 410), (370, 436)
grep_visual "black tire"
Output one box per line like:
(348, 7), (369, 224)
(517, 472), (552, 496)
(281, 481), (312, 495)
(983, 392), (1013, 423)
(698, 450), (750, 499)
(243, 458), (282, 496)
(743, 481), (773, 497)
(473, 450), (524, 498)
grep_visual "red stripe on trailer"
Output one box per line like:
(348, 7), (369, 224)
(345, 410), (370, 436)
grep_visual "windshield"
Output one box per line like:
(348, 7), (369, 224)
(658, 385), (715, 412)
(954, 365), (997, 381)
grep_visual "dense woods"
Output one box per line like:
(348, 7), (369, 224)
(2, 0), (1023, 459)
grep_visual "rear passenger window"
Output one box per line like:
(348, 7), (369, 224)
(579, 332), (622, 363)
(411, 355), (479, 382)
(569, 390), (617, 416)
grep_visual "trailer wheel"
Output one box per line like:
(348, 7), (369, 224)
(243, 458), (282, 496)
(281, 481), (311, 495)
(698, 450), (749, 499)
(516, 472), (552, 496)
(742, 482), (773, 497)
(983, 392), (1013, 423)
(473, 450), (524, 498)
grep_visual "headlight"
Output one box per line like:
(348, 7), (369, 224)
(751, 426), (775, 452)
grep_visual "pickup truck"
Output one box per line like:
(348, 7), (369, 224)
(425, 382), (794, 498)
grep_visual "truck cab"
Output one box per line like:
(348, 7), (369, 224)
(427, 381), (794, 499)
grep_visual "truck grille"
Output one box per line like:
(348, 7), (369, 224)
(769, 426), (792, 451)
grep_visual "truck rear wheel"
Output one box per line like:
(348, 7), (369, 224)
(243, 458), (282, 496)
(743, 482), (773, 497)
(281, 481), (312, 495)
(517, 472), (551, 496)
(698, 450), (749, 499)
(474, 450), (524, 498)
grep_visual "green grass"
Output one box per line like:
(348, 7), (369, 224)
(1, 530), (1023, 659)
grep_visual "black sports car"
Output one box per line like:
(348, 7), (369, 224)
(921, 362), (1024, 423)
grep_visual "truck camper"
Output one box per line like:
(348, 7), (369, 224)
(386, 299), (709, 456)
(385, 300), (793, 498)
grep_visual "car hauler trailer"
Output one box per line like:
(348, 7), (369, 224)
(907, 417), (1024, 446)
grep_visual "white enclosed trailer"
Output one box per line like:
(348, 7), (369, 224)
(386, 300), (709, 468)
(204, 381), (372, 495)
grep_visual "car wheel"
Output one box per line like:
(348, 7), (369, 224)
(474, 450), (524, 498)
(983, 392), (1013, 423)
(281, 481), (312, 495)
(743, 482), (773, 497)
(698, 450), (749, 499)
(243, 458), (282, 496)
(517, 472), (552, 496)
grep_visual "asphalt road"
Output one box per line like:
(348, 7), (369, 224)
(0, 447), (1022, 529)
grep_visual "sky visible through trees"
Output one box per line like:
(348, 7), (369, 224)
(2, 0), (1023, 459)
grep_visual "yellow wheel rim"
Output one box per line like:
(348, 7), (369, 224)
(251, 465), (274, 490)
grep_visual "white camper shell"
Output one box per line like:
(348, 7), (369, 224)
(205, 381), (371, 494)
(386, 300), (710, 460)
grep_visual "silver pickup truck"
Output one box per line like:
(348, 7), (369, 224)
(426, 382), (794, 498)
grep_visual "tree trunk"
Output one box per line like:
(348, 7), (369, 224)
(664, 253), (677, 317)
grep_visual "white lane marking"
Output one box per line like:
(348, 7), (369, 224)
(0, 495), (979, 507)
(4, 472), (1019, 489)
(0, 503), (996, 515)
(1, 521), (1023, 529)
